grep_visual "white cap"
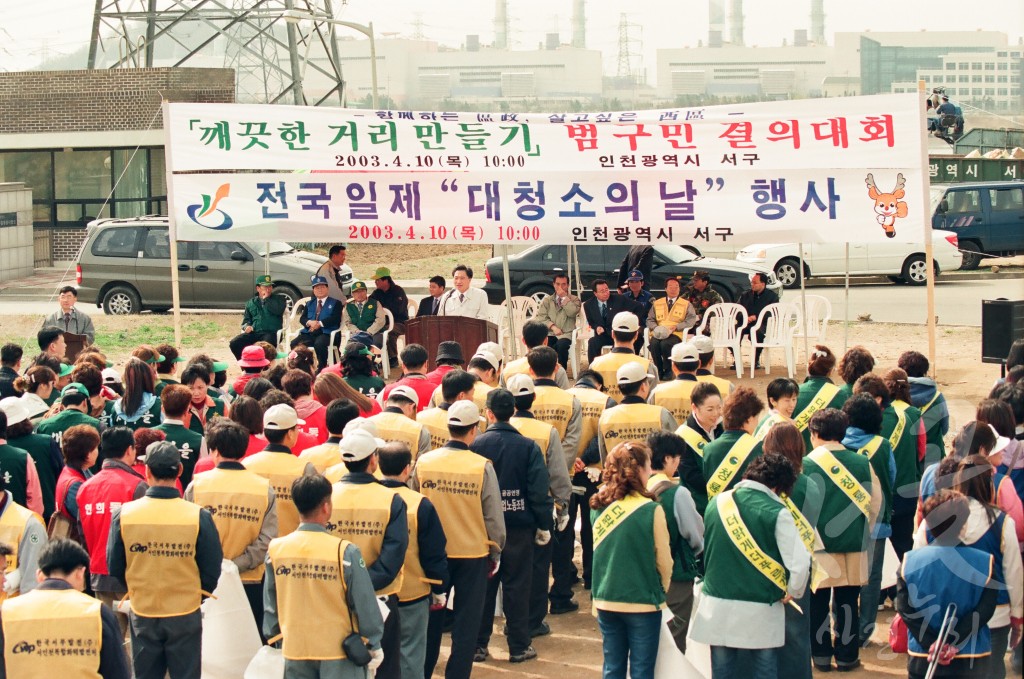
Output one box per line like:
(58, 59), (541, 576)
(617, 361), (649, 385)
(471, 350), (500, 372)
(339, 429), (379, 462)
(343, 418), (386, 446)
(477, 341), (503, 363)
(507, 374), (535, 397)
(988, 424), (1011, 457)
(691, 336), (714, 354)
(101, 367), (122, 385)
(447, 400), (481, 427)
(263, 404), (304, 430)
(0, 397), (29, 426)
(388, 385), (419, 406)
(612, 311), (639, 333)
(670, 343), (700, 364)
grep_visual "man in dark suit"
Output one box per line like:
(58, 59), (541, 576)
(582, 279), (636, 363)
(290, 276), (343, 372)
(734, 272), (779, 369)
(416, 275), (447, 317)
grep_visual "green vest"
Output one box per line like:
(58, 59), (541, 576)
(702, 485), (787, 604)
(0, 444), (30, 508)
(346, 300), (380, 331)
(154, 423), (203, 486)
(886, 402), (922, 501)
(103, 399), (162, 431)
(7, 434), (57, 520)
(788, 473), (824, 531)
(794, 377), (845, 451)
(35, 409), (101, 444)
(859, 436), (894, 525)
(651, 480), (699, 582)
(187, 399), (226, 436)
(701, 429), (764, 497)
(591, 497), (665, 608)
(803, 448), (873, 553)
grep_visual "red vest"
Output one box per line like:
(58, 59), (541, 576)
(77, 466), (146, 575)
(55, 467), (87, 520)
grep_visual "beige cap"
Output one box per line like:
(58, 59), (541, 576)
(477, 341), (503, 363)
(263, 404), (305, 430)
(691, 336), (714, 354)
(388, 385), (420, 406)
(471, 350), (500, 372)
(617, 361), (649, 385)
(671, 343), (700, 363)
(447, 400), (481, 426)
(612, 311), (639, 333)
(507, 374), (535, 397)
(339, 429), (379, 462)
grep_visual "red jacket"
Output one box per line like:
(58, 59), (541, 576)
(294, 399), (328, 443)
(381, 375), (438, 413)
(76, 461), (146, 576)
(55, 466), (88, 521)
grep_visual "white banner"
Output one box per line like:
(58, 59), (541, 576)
(165, 94), (928, 245)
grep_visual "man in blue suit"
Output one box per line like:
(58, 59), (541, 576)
(290, 276), (343, 372)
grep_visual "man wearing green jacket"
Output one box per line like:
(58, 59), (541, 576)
(229, 275), (287, 360)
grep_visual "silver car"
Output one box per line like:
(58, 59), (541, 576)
(77, 216), (326, 314)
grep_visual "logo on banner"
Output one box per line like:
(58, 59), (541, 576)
(186, 183), (234, 230)
(865, 173), (908, 239)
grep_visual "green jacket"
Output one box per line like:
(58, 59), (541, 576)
(650, 479), (700, 582)
(885, 401), (923, 506)
(7, 433), (59, 520)
(0, 444), (30, 509)
(35, 409), (101, 444)
(242, 294), (287, 333)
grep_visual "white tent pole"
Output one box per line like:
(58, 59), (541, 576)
(162, 101), (183, 348)
(919, 79), (939, 378)
(265, 242), (271, 276)
(844, 242), (850, 356)
(799, 242), (809, 366)
(501, 245), (516, 358)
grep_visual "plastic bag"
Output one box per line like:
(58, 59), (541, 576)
(889, 614), (908, 654)
(201, 560), (263, 679)
(244, 645), (284, 679)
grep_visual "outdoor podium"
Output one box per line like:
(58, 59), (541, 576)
(405, 316), (498, 368)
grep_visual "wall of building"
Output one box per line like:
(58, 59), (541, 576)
(0, 183), (34, 281)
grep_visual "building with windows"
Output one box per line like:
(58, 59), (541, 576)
(891, 48), (1024, 113)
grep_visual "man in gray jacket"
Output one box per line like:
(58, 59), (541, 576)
(534, 274), (581, 369)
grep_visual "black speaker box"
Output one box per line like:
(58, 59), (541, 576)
(981, 298), (1024, 364)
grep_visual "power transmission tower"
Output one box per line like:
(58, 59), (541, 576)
(87, 0), (346, 106)
(615, 13), (642, 81)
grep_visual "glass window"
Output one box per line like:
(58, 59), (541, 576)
(971, 62), (983, 70)
(149, 148), (166, 198)
(141, 227), (185, 259)
(90, 226), (141, 258)
(0, 151), (53, 222)
(542, 246), (567, 263)
(195, 242), (243, 261)
(112, 149), (149, 218)
(54, 150), (112, 225)
(990, 188), (1023, 212)
(946, 190), (981, 213)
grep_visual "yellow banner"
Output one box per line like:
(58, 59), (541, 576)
(677, 425), (708, 459)
(888, 404), (908, 449)
(707, 434), (758, 499)
(754, 412), (786, 441)
(718, 490), (788, 593)
(858, 435), (885, 460)
(810, 448), (872, 517)
(792, 382), (840, 431)
(593, 493), (652, 551)
(781, 493), (828, 592)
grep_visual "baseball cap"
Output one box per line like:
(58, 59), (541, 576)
(263, 404), (304, 430)
(339, 429), (379, 462)
(212, 361), (230, 373)
(350, 280), (367, 292)
(0, 397), (29, 426)
(617, 361), (649, 385)
(61, 382), (90, 399)
(370, 267), (392, 280)
(507, 374), (535, 397)
(691, 336), (715, 354)
(58, 363), (74, 378)
(310, 275), (329, 288)
(471, 350), (500, 372)
(477, 342), (504, 363)
(611, 311), (639, 333)
(626, 269), (644, 282)
(989, 424), (1010, 457)
(692, 270), (710, 282)
(239, 345), (270, 368)
(671, 343), (700, 364)
(101, 367), (122, 385)
(388, 385), (420, 407)
(343, 418), (386, 446)
(448, 401), (481, 427)
(255, 274), (273, 286)
(146, 441), (181, 477)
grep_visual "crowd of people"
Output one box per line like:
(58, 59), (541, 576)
(0, 257), (1021, 679)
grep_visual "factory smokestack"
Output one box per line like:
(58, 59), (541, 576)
(495, 0), (508, 50)
(572, 0), (586, 48)
(810, 0), (825, 45)
(709, 0), (724, 47)
(729, 0), (744, 46)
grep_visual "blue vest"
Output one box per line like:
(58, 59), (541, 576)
(927, 509), (1009, 607)
(902, 545), (993, 658)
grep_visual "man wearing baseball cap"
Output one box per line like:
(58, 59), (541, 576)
(589, 311), (659, 402)
(471, 388), (552, 663)
(35, 382), (102, 444)
(417, 370), (480, 451)
(649, 342), (702, 426)
(691, 335), (736, 397)
(646, 275), (697, 381)
(228, 274), (287, 360)
(500, 321), (572, 390)
(371, 385), (432, 459)
(242, 404), (317, 536)
(370, 267), (410, 368)
(329, 428), (409, 679)
(597, 362), (675, 462)
(621, 269), (654, 354)
(108, 441), (223, 679)
(683, 270), (724, 331)
(413, 400), (505, 679)
(290, 275), (343, 373)
(428, 351), (497, 410)
(343, 280), (386, 348)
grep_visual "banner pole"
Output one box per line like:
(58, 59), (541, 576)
(163, 100), (183, 348)
(501, 245), (516, 358)
(844, 242), (850, 356)
(919, 80), (938, 378)
(799, 243), (809, 367)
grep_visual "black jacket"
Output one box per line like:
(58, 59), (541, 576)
(471, 422), (553, 530)
(370, 282), (410, 324)
(0, 366), (18, 400)
(379, 479), (449, 601)
(416, 295), (443, 317)
(583, 294), (637, 337)
(737, 287), (779, 327)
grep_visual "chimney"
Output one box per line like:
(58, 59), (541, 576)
(494, 0), (508, 50)
(810, 0), (825, 45)
(709, 0), (725, 47)
(729, 0), (744, 46)
(546, 33), (559, 50)
(572, 0), (586, 48)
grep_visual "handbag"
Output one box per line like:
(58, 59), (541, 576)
(339, 542), (372, 667)
(889, 613), (908, 654)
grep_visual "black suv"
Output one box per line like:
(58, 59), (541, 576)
(483, 244), (781, 303)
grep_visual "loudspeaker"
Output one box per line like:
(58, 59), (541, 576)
(981, 298), (1024, 364)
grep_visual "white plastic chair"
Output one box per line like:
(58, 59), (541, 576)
(378, 308), (396, 380)
(792, 295), (832, 361)
(696, 302), (747, 378)
(282, 296), (311, 349)
(748, 303), (801, 378)
(499, 296), (539, 360)
(569, 313), (592, 379)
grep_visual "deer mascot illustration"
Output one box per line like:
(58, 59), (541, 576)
(865, 173), (908, 239)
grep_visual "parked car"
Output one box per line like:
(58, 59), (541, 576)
(482, 243), (782, 304)
(930, 180), (1024, 269)
(735, 229), (962, 289)
(78, 216), (325, 314)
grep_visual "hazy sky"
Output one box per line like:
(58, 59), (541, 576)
(2, 0), (1022, 76)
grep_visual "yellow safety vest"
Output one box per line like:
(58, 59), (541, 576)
(567, 386), (609, 459)
(598, 403), (666, 459)
(191, 467), (271, 582)
(532, 385), (575, 441)
(651, 297), (691, 339)
(591, 352), (650, 402)
(392, 486), (440, 602)
(244, 451), (309, 537)
(120, 496), (202, 617)
(501, 357), (530, 384)
(2, 588), (103, 678)
(298, 441), (343, 474)
(429, 381), (492, 412)
(417, 408), (452, 451)
(0, 501), (42, 603)
(371, 411), (427, 458)
(676, 424), (709, 458)
(650, 379), (698, 425)
(267, 530), (354, 660)
(696, 373), (734, 397)
(510, 416), (553, 461)
(415, 448), (491, 559)
(328, 482), (403, 597)
(706, 434), (759, 499)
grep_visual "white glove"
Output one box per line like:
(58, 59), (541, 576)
(652, 326), (670, 340)
(535, 529), (552, 545)
(556, 510), (570, 533)
(368, 647), (385, 672)
(2, 569), (20, 595)
(116, 598), (132, 615)
(429, 592), (447, 611)
(585, 466), (602, 484)
(488, 555), (501, 578)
